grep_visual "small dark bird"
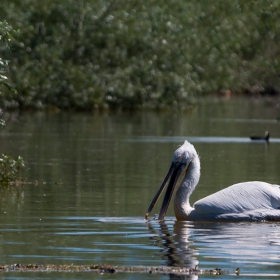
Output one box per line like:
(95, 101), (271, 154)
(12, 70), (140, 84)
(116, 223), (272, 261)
(235, 267), (240, 275)
(250, 131), (269, 142)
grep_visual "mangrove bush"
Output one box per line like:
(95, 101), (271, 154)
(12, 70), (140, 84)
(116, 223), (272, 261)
(0, 20), (25, 185)
(0, 0), (280, 110)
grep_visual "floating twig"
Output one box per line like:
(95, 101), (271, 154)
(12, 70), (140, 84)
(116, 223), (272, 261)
(0, 264), (230, 276)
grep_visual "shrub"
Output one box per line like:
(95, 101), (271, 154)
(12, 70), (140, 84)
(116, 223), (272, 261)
(0, 20), (25, 185)
(0, 154), (25, 185)
(0, 1), (280, 110)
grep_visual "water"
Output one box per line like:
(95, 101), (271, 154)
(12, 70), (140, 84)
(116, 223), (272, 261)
(0, 98), (280, 279)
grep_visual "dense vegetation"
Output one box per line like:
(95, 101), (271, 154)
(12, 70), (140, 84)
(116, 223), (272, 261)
(0, 21), (13, 97)
(0, 21), (25, 184)
(0, 0), (280, 110)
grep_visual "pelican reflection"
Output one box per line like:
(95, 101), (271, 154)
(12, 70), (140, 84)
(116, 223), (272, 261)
(147, 220), (198, 272)
(147, 220), (280, 278)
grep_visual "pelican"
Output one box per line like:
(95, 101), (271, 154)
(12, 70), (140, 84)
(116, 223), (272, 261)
(145, 140), (280, 221)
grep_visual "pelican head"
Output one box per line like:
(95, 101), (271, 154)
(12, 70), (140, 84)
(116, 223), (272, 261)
(145, 141), (200, 220)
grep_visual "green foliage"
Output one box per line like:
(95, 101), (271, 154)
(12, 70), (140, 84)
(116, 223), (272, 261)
(0, 118), (5, 127)
(0, 21), (12, 93)
(0, 1), (280, 110)
(0, 154), (25, 185)
(0, 21), (25, 185)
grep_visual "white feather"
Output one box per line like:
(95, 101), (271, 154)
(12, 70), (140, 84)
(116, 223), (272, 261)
(194, 182), (280, 214)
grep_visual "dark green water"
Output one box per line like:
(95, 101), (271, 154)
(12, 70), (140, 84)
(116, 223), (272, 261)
(0, 98), (280, 279)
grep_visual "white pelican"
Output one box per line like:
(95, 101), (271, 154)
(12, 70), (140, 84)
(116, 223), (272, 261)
(145, 140), (280, 221)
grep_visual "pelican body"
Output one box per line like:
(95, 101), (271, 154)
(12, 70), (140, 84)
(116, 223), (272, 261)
(145, 141), (280, 221)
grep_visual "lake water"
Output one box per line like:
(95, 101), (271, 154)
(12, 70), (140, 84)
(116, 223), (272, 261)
(0, 97), (280, 279)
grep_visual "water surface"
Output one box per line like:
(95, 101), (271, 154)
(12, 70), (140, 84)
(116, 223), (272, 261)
(0, 98), (280, 279)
